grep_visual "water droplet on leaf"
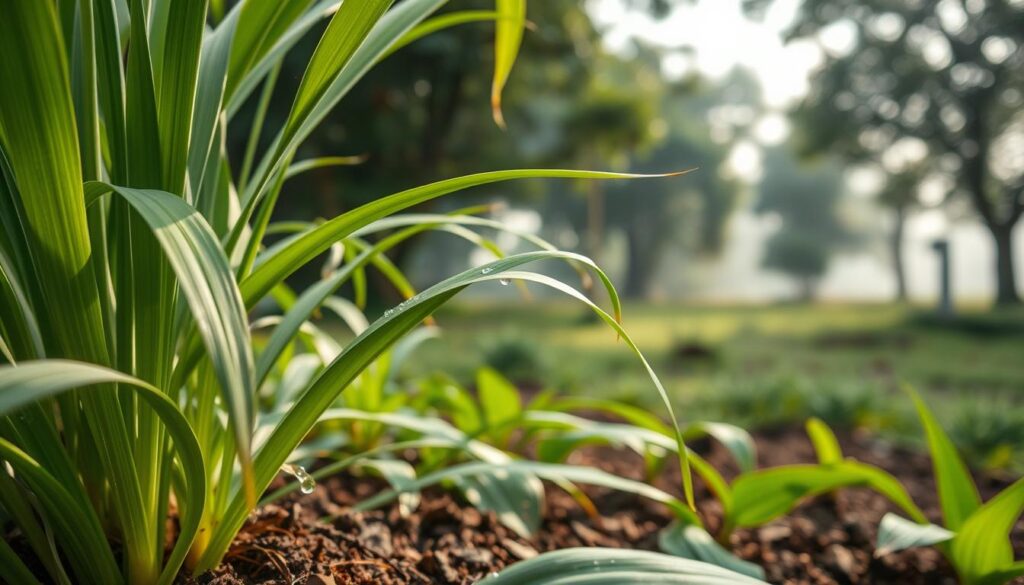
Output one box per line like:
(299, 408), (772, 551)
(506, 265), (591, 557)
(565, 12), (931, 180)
(499, 278), (510, 286)
(282, 464), (316, 494)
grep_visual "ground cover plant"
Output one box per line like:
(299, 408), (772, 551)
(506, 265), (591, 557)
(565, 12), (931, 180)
(0, 1), (764, 583)
(401, 302), (1024, 469)
(873, 390), (1024, 585)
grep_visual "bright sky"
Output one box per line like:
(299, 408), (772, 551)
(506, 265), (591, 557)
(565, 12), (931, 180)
(587, 0), (825, 108)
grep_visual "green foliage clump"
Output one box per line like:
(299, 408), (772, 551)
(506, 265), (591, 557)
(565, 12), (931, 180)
(0, 2), (700, 583)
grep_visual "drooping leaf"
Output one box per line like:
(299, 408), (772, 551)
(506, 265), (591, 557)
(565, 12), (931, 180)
(731, 461), (926, 528)
(805, 417), (842, 465)
(875, 513), (954, 557)
(950, 476), (1024, 584)
(907, 386), (981, 530)
(85, 182), (256, 504)
(491, 0), (526, 127)
(478, 548), (769, 584)
(0, 360), (205, 585)
(659, 521), (766, 580)
(240, 169), (688, 313)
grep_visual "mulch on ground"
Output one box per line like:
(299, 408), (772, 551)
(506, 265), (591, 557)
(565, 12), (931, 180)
(186, 426), (1024, 585)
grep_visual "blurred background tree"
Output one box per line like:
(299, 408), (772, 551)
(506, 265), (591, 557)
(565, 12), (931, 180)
(746, 0), (1024, 305)
(230, 0), (742, 303)
(755, 147), (853, 301)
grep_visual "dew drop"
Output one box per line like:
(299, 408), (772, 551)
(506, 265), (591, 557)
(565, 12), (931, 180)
(282, 464), (316, 494)
(499, 278), (510, 286)
(481, 267), (493, 274)
(384, 309), (394, 317)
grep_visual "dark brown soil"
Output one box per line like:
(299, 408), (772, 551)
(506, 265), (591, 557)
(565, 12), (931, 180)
(185, 426), (1024, 585)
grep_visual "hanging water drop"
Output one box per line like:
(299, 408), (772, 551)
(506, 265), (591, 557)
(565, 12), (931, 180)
(282, 463), (316, 494)
(499, 278), (510, 286)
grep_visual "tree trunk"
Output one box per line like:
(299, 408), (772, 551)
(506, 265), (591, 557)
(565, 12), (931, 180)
(798, 277), (816, 303)
(993, 225), (1020, 305)
(891, 204), (908, 302)
(623, 215), (662, 299)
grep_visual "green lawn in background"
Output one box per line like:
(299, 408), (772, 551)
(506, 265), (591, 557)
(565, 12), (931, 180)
(390, 301), (1024, 469)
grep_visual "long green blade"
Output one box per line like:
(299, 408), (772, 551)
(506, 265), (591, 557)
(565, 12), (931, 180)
(85, 182), (256, 504)
(240, 170), (688, 309)
(906, 386), (980, 531)
(0, 360), (206, 585)
(491, 0), (526, 127)
(950, 476), (1024, 584)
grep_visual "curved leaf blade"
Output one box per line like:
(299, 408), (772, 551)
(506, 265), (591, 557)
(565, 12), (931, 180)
(240, 169), (690, 309)
(0, 360), (206, 585)
(950, 476), (1024, 584)
(85, 182), (256, 503)
(907, 386), (981, 530)
(875, 513), (954, 557)
(479, 548), (768, 584)
(659, 521), (766, 580)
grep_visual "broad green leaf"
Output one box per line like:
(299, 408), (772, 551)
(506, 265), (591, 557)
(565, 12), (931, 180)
(478, 548), (769, 584)
(950, 476), (1024, 584)
(491, 0), (526, 127)
(731, 461), (926, 528)
(0, 360), (206, 585)
(805, 417), (842, 465)
(659, 521), (766, 580)
(875, 513), (954, 557)
(418, 376), (484, 435)
(477, 367), (522, 441)
(908, 386), (981, 530)
(85, 182), (256, 504)
(125, 0), (163, 188)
